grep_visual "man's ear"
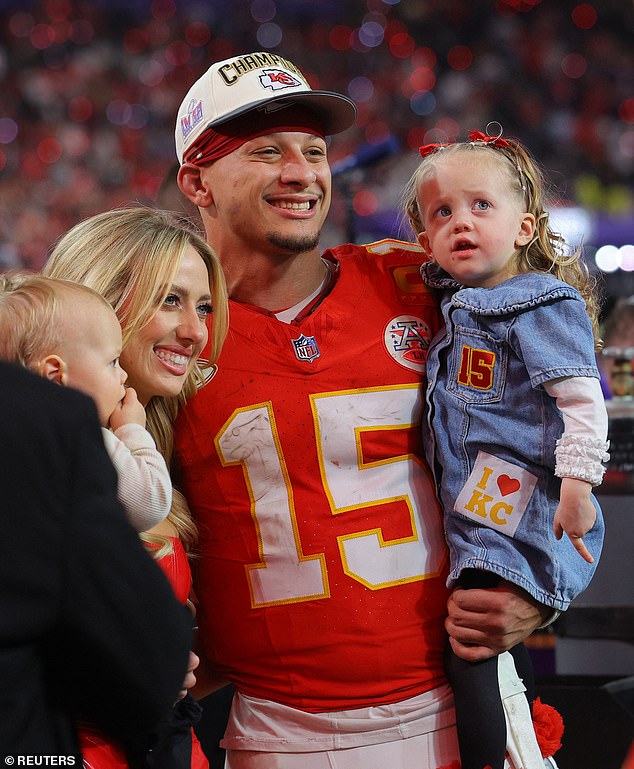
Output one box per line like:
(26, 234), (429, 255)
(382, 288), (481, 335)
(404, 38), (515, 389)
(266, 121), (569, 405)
(177, 163), (213, 208)
(417, 231), (433, 258)
(516, 213), (536, 247)
(38, 354), (68, 385)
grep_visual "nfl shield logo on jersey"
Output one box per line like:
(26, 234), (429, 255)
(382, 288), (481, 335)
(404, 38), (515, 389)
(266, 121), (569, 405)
(291, 333), (320, 363)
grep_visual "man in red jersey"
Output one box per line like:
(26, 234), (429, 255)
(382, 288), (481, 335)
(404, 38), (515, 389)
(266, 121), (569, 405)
(174, 52), (551, 768)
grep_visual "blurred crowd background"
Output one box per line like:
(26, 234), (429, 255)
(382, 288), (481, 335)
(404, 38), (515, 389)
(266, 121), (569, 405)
(1, 0), (632, 308)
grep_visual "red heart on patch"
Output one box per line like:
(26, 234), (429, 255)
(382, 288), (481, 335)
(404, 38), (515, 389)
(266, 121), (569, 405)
(497, 475), (520, 496)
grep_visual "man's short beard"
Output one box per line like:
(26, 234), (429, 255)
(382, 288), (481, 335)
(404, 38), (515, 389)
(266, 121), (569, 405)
(267, 231), (321, 254)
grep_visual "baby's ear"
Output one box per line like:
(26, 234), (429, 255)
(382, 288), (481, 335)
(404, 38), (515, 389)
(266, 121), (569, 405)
(38, 354), (68, 385)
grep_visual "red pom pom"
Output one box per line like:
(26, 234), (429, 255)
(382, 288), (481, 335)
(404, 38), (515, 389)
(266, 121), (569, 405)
(532, 696), (565, 758)
(436, 700), (565, 768)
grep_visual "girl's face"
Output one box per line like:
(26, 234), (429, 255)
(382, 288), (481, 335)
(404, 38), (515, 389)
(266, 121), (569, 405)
(120, 245), (212, 404)
(416, 152), (535, 288)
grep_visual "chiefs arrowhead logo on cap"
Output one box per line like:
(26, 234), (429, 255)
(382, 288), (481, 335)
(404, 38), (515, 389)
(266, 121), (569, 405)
(259, 69), (302, 91)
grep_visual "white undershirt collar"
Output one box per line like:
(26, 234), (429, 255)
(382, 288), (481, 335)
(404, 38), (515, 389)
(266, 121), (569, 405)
(273, 259), (334, 324)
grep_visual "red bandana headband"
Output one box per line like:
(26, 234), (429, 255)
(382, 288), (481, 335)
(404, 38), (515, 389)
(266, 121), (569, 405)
(184, 107), (326, 166)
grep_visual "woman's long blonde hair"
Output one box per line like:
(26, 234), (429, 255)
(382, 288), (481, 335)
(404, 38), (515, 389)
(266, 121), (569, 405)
(44, 206), (229, 552)
(402, 136), (602, 348)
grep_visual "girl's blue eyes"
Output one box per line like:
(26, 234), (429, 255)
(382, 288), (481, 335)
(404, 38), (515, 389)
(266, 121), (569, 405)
(436, 200), (490, 217)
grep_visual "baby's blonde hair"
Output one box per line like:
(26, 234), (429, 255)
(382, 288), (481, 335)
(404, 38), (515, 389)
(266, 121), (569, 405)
(0, 273), (113, 368)
(44, 206), (229, 553)
(402, 137), (602, 348)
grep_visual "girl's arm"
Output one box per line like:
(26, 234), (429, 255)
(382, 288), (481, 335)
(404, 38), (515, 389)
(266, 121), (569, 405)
(544, 375), (609, 563)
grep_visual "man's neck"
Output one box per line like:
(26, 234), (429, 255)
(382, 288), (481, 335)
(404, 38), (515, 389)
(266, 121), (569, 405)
(219, 247), (328, 311)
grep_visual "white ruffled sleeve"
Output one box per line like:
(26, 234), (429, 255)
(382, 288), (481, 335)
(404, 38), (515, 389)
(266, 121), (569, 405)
(544, 376), (610, 486)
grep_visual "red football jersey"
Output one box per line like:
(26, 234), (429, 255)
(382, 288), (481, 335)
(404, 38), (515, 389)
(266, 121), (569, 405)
(175, 240), (450, 712)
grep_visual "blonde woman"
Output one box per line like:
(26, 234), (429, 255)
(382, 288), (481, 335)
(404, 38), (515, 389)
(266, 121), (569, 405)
(44, 206), (228, 769)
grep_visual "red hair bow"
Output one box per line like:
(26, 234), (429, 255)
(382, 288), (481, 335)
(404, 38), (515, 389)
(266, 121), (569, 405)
(467, 129), (512, 148)
(419, 124), (512, 158)
(419, 142), (450, 158)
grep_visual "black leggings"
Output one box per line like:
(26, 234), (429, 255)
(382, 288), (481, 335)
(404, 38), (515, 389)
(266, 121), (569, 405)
(446, 570), (535, 769)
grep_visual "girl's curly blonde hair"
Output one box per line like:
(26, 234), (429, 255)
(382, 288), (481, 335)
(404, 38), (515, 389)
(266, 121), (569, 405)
(401, 136), (602, 349)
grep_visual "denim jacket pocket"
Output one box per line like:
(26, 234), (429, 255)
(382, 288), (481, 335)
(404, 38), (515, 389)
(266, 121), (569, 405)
(446, 327), (506, 404)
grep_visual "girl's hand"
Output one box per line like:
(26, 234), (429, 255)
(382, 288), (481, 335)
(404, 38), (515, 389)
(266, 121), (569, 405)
(553, 477), (597, 564)
(109, 387), (146, 431)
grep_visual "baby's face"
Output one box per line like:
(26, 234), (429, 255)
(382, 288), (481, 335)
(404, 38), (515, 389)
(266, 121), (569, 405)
(59, 298), (127, 426)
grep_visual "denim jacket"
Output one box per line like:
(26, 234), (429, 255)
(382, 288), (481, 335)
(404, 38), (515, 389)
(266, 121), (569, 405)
(421, 263), (604, 610)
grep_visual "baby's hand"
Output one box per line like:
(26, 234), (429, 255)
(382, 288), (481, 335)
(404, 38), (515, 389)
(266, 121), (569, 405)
(553, 477), (597, 564)
(176, 651), (199, 703)
(109, 387), (146, 431)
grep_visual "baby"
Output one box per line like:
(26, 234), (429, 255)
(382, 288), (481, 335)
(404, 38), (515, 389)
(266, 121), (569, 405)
(0, 273), (172, 532)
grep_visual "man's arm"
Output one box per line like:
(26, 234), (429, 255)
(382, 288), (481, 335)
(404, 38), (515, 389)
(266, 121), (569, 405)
(446, 582), (550, 661)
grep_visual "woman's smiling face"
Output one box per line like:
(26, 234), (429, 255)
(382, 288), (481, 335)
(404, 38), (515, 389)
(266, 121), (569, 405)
(120, 245), (212, 404)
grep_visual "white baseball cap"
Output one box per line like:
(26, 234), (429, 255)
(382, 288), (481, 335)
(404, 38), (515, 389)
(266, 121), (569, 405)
(175, 52), (357, 163)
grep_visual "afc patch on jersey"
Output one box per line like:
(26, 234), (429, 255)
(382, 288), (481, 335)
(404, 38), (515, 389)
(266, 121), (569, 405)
(291, 333), (320, 363)
(384, 315), (432, 373)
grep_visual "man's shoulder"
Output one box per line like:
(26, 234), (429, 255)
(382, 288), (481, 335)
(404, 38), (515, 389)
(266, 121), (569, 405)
(324, 239), (436, 309)
(325, 238), (427, 265)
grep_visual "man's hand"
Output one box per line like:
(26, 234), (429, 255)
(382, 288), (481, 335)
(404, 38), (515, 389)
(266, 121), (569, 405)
(446, 581), (550, 662)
